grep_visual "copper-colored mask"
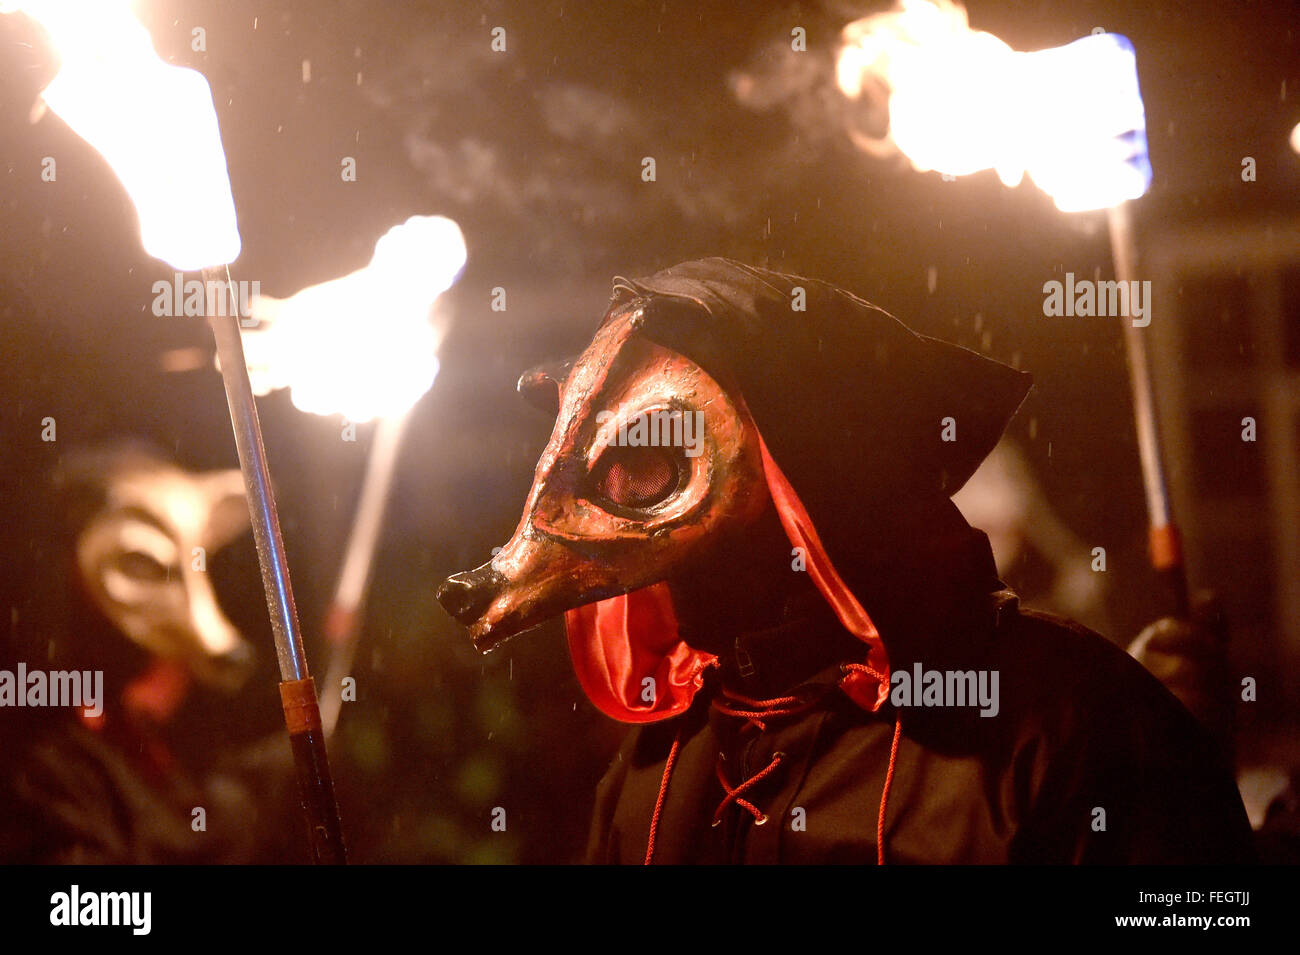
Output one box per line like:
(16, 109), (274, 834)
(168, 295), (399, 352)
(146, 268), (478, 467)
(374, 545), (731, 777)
(437, 298), (768, 653)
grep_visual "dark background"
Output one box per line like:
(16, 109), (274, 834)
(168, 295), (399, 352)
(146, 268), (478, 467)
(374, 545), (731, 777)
(1, 0), (1297, 862)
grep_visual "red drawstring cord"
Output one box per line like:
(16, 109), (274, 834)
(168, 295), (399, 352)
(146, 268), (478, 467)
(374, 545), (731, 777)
(876, 717), (902, 865)
(709, 689), (819, 828)
(712, 690), (810, 732)
(841, 662), (902, 865)
(645, 691), (812, 863)
(645, 677), (903, 865)
(840, 661), (889, 685)
(644, 726), (682, 865)
(712, 750), (784, 825)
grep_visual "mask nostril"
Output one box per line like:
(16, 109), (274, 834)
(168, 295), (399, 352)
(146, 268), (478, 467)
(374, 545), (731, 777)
(436, 565), (505, 624)
(434, 576), (471, 616)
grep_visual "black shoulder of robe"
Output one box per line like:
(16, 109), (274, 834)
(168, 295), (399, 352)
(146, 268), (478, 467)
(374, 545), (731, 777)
(587, 597), (1256, 865)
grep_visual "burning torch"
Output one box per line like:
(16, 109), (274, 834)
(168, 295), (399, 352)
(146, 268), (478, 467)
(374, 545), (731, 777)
(4, 0), (346, 861)
(237, 215), (468, 736)
(837, 0), (1188, 615)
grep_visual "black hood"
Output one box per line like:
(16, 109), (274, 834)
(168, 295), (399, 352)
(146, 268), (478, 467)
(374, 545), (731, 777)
(613, 257), (1032, 503)
(610, 257), (1032, 655)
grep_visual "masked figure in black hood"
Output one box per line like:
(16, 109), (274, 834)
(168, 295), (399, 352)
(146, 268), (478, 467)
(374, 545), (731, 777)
(0, 444), (297, 863)
(438, 257), (1255, 864)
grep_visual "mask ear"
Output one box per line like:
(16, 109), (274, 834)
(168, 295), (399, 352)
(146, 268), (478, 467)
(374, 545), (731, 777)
(516, 359), (572, 415)
(203, 470), (250, 550)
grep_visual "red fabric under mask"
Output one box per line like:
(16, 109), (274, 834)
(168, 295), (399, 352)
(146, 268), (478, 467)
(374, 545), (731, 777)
(564, 427), (891, 723)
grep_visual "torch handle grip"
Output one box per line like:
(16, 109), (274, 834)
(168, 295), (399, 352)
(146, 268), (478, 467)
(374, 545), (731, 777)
(281, 677), (348, 864)
(1149, 523), (1191, 619)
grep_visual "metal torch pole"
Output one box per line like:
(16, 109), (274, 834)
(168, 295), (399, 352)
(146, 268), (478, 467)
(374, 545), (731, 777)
(320, 409), (410, 738)
(1106, 202), (1190, 618)
(203, 264), (347, 864)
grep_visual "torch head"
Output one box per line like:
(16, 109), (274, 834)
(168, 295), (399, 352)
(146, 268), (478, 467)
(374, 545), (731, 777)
(835, 0), (1151, 212)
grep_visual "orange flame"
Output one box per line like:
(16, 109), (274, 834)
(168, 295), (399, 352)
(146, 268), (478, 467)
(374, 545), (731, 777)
(837, 0), (1150, 212)
(240, 216), (468, 422)
(6, 0), (241, 269)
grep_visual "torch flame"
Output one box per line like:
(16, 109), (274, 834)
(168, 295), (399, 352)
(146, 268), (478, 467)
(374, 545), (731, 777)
(240, 215), (468, 423)
(837, 0), (1151, 212)
(5, 0), (241, 269)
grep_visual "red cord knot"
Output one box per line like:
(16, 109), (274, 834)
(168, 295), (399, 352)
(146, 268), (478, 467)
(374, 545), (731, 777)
(840, 660), (888, 683)
(712, 749), (787, 826)
(712, 688), (820, 733)
(709, 687), (821, 827)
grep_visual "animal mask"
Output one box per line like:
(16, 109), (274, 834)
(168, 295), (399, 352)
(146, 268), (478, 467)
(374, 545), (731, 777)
(63, 446), (255, 692)
(439, 258), (1033, 722)
(438, 299), (768, 652)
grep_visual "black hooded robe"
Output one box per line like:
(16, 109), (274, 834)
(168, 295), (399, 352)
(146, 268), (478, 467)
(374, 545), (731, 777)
(581, 259), (1254, 865)
(586, 521), (1256, 864)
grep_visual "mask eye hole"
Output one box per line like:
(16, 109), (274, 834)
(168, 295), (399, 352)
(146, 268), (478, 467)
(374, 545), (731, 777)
(112, 550), (171, 582)
(593, 445), (684, 512)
